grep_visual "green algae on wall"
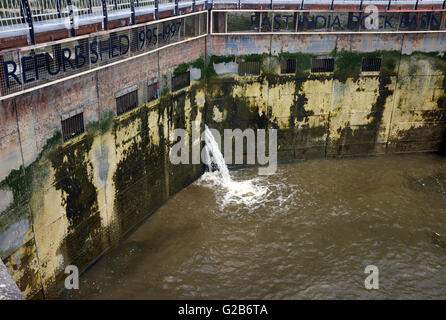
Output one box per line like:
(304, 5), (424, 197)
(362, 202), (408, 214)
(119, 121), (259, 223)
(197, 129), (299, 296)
(0, 132), (63, 297)
(330, 76), (394, 156)
(0, 132), (62, 255)
(113, 104), (166, 234)
(1, 47), (446, 300)
(204, 51), (446, 160)
(0, 80), (206, 298)
(48, 134), (104, 273)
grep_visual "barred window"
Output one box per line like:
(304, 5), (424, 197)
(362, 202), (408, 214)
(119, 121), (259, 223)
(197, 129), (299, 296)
(147, 82), (158, 102)
(116, 90), (138, 116)
(62, 113), (84, 142)
(362, 57), (382, 72)
(172, 71), (190, 91)
(281, 59), (296, 74)
(311, 58), (335, 73)
(238, 61), (261, 76)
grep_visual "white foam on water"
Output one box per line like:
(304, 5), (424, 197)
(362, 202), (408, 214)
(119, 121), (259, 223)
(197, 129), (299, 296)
(197, 125), (270, 211)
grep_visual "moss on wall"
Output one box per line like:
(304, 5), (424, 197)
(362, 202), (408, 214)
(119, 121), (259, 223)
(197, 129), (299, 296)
(1, 47), (446, 299)
(85, 111), (114, 136)
(204, 50), (446, 160)
(290, 79), (312, 124)
(113, 105), (154, 233)
(0, 78), (206, 298)
(173, 63), (190, 76)
(49, 134), (104, 272)
(0, 132), (62, 245)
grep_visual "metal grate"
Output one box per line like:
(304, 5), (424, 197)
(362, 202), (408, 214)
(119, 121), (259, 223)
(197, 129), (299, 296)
(172, 71), (190, 91)
(61, 112), (84, 141)
(311, 58), (334, 73)
(116, 89), (138, 115)
(147, 82), (158, 101)
(238, 61), (260, 76)
(281, 58), (296, 74)
(362, 57), (382, 72)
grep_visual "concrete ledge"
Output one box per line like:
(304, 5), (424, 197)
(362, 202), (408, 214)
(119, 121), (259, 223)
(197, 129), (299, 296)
(0, 258), (24, 300)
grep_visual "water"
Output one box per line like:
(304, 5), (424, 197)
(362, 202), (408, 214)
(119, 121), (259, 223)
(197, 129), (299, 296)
(202, 125), (232, 184)
(61, 154), (446, 299)
(201, 125), (267, 210)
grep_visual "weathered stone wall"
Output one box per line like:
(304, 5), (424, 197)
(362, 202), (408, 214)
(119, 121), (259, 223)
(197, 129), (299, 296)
(0, 37), (206, 298)
(1, 31), (446, 299)
(206, 33), (446, 160)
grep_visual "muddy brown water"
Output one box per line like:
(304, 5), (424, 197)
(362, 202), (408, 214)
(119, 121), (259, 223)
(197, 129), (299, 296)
(61, 154), (446, 299)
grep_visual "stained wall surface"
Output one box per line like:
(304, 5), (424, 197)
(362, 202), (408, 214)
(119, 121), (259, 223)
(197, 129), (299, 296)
(1, 31), (446, 298)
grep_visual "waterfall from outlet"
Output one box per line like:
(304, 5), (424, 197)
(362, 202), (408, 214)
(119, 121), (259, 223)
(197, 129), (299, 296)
(203, 125), (231, 184)
(200, 125), (268, 210)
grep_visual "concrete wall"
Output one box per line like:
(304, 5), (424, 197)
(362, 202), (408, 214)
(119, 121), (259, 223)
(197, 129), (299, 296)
(1, 31), (446, 298)
(0, 37), (206, 298)
(206, 33), (446, 160)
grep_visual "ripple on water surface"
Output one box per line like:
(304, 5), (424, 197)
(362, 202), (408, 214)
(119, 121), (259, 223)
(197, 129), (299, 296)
(62, 154), (446, 299)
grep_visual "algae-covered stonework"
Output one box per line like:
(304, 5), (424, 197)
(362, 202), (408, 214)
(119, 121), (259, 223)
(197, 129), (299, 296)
(1, 33), (446, 298)
(206, 50), (446, 161)
(0, 81), (205, 298)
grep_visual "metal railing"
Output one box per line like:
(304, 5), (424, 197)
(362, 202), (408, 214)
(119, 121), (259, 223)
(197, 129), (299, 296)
(0, 0), (28, 36)
(30, 0), (69, 24)
(72, 0), (104, 24)
(2, 1), (445, 44)
(0, 0), (180, 44)
(0, 0), (444, 50)
(0, 10), (208, 99)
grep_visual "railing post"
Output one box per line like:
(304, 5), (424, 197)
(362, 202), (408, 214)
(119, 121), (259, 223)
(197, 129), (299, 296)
(330, 0), (334, 11)
(300, 0), (304, 10)
(175, 0), (179, 16)
(19, 1), (26, 24)
(56, 0), (62, 19)
(101, 0), (108, 30)
(359, 0), (363, 11)
(130, 0), (136, 24)
(414, 0), (419, 10)
(20, 0), (35, 45)
(88, 0), (93, 14)
(387, 0), (391, 11)
(114, 0), (118, 10)
(155, 0), (159, 20)
(67, 0), (76, 37)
